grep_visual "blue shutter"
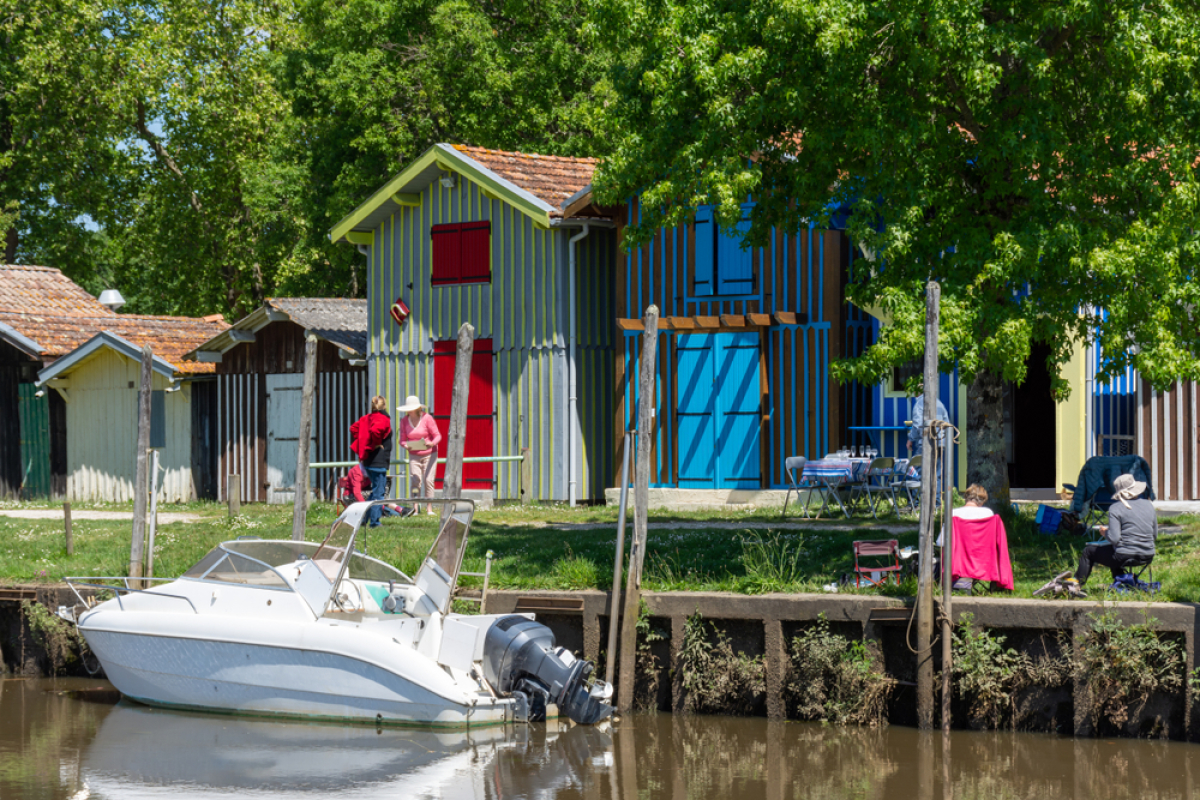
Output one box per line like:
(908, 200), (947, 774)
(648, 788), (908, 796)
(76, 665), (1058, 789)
(675, 334), (716, 487)
(716, 202), (755, 296)
(693, 206), (715, 296)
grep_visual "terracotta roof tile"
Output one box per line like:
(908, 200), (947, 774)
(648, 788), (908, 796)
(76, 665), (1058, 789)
(0, 312), (229, 374)
(0, 264), (116, 317)
(451, 145), (598, 216)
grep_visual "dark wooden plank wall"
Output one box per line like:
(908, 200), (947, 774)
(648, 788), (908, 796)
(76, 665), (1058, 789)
(616, 195), (848, 488)
(213, 322), (368, 503)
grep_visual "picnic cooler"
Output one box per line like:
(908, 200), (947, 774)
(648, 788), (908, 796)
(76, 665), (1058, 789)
(1034, 504), (1062, 534)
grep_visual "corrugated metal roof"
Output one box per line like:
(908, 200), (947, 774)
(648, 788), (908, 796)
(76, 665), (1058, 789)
(266, 298), (367, 353)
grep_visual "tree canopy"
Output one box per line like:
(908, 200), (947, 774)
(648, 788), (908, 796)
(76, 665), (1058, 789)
(2, 0), (610, 317)
(586, 0), (1200, 395)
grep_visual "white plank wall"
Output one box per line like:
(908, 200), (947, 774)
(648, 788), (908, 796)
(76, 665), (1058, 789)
(65, 349), (194, 502)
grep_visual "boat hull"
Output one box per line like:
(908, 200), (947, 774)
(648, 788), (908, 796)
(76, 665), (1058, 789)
(81, 621), (512, 728)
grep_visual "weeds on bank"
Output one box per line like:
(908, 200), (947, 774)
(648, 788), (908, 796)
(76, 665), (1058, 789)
(951, 613), (1071, 730)
(1075, 610), (1184, 733)
(634, 599), (666, 711)
(786, 614), (894, 727)
(679, 612), (765, 715)
(20, 601), (89, 675)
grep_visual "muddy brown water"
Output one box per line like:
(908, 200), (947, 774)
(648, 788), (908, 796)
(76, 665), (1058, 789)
(5, 677), (1200, 799)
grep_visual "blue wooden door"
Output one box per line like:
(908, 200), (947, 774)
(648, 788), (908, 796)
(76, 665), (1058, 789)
(676, 334), (716, 486)
(674, 332), (760, 489)
(716, 333), (761, 488)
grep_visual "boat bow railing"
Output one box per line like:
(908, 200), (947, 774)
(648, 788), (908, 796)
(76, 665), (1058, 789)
(63, 577), (200, 616)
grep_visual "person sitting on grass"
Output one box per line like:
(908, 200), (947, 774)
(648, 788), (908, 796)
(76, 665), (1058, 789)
(1072, 473), (1156, 587)
(345, 464), (413, 518)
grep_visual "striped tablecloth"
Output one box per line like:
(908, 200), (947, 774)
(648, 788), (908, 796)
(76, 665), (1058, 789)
(803, 458), (915, 487)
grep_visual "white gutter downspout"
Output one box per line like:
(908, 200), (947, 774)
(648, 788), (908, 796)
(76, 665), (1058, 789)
(567, 223), (591, 506)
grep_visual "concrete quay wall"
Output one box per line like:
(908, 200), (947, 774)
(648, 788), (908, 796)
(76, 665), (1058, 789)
(483, 590), (1200, 737)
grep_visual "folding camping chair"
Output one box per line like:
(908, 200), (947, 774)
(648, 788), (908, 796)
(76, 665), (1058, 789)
(781, 456), (811, 519)
(847, 457), (897, 519)
(890, 455), (922, 516)
(1063, 455), (1155, 527)
(853, 539), (902, 588)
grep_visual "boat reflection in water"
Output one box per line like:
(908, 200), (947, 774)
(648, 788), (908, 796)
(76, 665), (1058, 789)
(82, 702), (612, 799)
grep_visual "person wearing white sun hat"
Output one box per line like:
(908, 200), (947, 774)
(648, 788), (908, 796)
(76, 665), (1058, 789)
(1073, 473), (1156, 586)
(397, 395), (442, 515)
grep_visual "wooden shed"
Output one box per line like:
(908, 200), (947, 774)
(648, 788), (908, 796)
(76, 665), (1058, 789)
(183, 298), (368, 504)
(1, 265), (123, 498)
(329, 144), (618, 503)
(602, 192), (852, 491)
(33, 316), (229, 502)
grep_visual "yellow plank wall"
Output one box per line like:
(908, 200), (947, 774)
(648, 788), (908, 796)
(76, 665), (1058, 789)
(1055, 339), (1087, 495)
(64, 349), (194, 502)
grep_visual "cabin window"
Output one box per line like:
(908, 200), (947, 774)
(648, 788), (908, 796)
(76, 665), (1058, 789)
(431, 221), (491, 285)
(692, 203), (757, 297)
(890, 359), (923, 395)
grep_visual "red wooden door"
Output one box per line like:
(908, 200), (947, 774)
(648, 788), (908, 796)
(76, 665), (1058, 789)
(432, 338), (494, 491)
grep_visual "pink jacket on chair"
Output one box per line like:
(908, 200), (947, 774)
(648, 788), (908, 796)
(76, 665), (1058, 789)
(951, 515), (1014, 590)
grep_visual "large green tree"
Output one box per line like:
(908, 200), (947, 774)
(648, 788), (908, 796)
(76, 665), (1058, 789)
(587, 0), (1200, 492)
(275, 0), (613, 297)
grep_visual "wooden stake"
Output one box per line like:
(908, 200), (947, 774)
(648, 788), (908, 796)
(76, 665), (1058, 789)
(146, 449), (160, 580)
(292, 334), (318, 541)
(605, 430), (633, 686)
(916, 282), (940, 730)
(129, 346), (153, 586)
(941, 431), (954, 733)
(63, 502), (72, 556)
(618, 305), (658, 714)
(439, 323), (475, 571)
(228, 474), (241, 517)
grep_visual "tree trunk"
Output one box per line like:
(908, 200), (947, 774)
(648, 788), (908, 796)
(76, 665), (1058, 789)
(966, 368), (1009, 507)
(4, 226), (16, 263)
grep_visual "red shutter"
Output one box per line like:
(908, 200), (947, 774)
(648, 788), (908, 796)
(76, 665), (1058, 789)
(459, 221), (491, 283)
(431, 223), (461, 284)
(432, 339), (494, 491)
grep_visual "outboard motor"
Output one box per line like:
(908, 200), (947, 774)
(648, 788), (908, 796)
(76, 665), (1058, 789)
(482, 615), (614, 725)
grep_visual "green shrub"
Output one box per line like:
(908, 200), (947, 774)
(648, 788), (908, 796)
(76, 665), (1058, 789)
(1075, 610), (1184, 733)
(21, 601), (88, 675)
(952, 613), (1071, 730)
(786, 615), (893, 727)
(679, 612), (765, 715)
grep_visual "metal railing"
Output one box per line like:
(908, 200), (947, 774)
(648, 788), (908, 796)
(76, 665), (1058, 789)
(62, 577), (199, 615)
(309, 449), (533, 503)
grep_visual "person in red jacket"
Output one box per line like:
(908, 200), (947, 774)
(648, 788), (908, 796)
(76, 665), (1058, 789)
(350, 396), (394, 528)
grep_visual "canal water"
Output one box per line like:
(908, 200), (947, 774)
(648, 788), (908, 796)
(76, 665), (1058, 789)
(5, 676), (1200, 799)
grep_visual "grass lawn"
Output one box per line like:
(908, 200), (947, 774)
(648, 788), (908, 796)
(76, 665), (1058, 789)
(1, 497), (1198, 602)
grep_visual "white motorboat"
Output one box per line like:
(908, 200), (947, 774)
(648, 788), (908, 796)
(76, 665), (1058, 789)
(63, 499), (613, 728)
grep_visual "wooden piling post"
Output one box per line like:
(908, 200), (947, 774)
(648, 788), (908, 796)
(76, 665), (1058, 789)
(146, 449), (160, 579)
(618, 305), (658, 714)
(227, 474), (241, 517)
(129, 345), (153, 586)
(941, 430), (954, 733)
(439, 323), (475, 570)
(292, 334), (318, 541)
(916, 282), (940, 730)
(605, 430), (633, 686)
(63, 502), (72, 556)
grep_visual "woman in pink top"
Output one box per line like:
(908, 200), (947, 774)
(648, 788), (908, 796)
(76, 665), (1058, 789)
(397, 395), (442, 515)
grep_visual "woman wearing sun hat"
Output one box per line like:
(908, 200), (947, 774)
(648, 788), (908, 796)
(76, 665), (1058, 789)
(1072, 473), (1157, 586)
(397, 395), (442, 515)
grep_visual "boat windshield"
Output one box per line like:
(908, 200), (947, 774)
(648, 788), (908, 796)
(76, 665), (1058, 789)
(182, 544), (292, 588)
(313, 520), (412, 584)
